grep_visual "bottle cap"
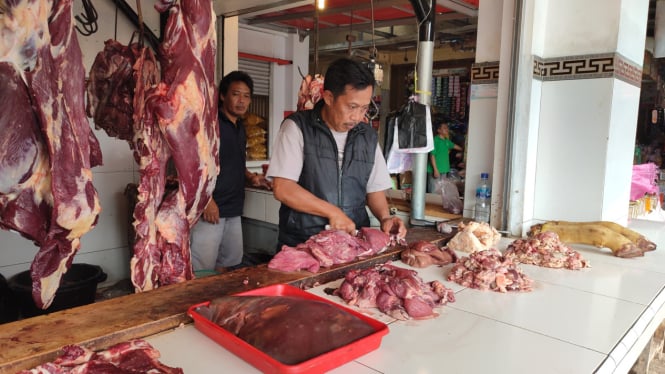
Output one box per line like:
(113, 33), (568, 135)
(481, 172), (489, 179)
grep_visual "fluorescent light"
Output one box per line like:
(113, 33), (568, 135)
(317, 0), (325, 10)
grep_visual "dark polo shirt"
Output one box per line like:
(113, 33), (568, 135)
(212, 111), (246, 217)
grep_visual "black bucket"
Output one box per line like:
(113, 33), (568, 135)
(0, 273), (19, 323)
(8, 264), (107, 318)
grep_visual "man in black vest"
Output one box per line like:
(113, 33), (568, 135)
(191, 71), (270, 273)
(268, 58), (406, 247)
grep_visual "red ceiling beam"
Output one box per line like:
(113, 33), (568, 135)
(238, 52), (293, 65)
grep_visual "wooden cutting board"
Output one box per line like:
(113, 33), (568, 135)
(388, 197), (462, 220)
(0, 227), (455, 373)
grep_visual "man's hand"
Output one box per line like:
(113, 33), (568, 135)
(328, 209), (357, 235)
(380, 216), (407, 239)
(201, 200), (220, 224)
(248, 173), (272, 190)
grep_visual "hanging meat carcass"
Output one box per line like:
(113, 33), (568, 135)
(0, 0), (102, 309)
(86, 0), (219, 291)
(296, 73), (324, 111)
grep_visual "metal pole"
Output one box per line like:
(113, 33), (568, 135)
(408, 0), (435, 222)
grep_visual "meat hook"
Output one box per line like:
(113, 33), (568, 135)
(75, 0), (99, 36)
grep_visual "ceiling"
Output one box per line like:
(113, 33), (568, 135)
(214, 0), (480, 57)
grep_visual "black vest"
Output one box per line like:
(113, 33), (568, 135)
(278, 101), (377, 247)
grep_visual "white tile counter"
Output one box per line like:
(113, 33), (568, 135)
(147, 219), (665, 373)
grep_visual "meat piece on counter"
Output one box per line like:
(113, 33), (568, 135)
(18, 339), (182, 373)
(268, 246), (321, 273)
(86, 0), (219, 292)
(1, 0), (102, 309)
(334, 264), (455, 320)
(197, 295), (375, 365)
(401, 240), (457, 268)
(268, 228), (394, 273)
(356, 227), (392, 257)
(447, 249), (533, 292)
(504, 231), (590, 270)
(446, 221), (501, 253)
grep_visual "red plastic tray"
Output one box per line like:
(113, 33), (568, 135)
(187, 284), (388, 374)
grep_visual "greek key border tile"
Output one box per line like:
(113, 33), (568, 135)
(471, 61), (500, 84)
(533, 53), (641, 87)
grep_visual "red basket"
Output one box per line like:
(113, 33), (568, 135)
(187, 284), (388, 374)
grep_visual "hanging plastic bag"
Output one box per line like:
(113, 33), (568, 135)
(438, 175), (463, 214)
(395, 100), (433, 153)
(630, 163), (659, 201)
(386, 118), (413, 173)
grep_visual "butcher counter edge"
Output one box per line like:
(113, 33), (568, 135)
(0, 227), (452, 373)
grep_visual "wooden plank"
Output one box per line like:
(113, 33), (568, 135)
(388, 197), (462, 220)
(0, 227), (452, 373)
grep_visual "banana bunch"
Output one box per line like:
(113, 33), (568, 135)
(528, 221), (656, 258)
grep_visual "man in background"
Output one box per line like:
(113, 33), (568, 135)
(191, 71), (270, 273)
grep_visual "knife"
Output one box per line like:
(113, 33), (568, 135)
(324, 224), (359, 236)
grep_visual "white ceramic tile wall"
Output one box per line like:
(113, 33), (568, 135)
(264, 194), (281, 225)
(464, 97), (498, 216)
(475, 0), (503, 63)
(604, 79), (641, 224)
(534, 79), (613, 221)
(541, 0), (622, 57)
(243, 190), (267, 221)
(617, 0), (650, 62)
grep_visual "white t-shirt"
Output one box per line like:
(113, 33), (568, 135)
(267, 119), (392, 193)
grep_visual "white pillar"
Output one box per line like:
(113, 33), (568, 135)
(464, 0), (506, 220)
(508, 0), (649, 234)
(221, 16), (239, 76)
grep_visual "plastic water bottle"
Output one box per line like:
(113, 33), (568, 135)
(473, 173), (491, 223)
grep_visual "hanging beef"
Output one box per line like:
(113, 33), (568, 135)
(86, 0), (219, 291)
(0, 0), (102, 309)
(296, 74), (324, 111)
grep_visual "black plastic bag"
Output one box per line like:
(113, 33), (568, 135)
(396, 100), (429, 150)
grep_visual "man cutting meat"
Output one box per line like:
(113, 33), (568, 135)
(267, 58), (406, 248)
(191, 71), (270, 273)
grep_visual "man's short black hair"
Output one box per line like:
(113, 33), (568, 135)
(323, 58), (376, 98)
(219, 70), (254, 96)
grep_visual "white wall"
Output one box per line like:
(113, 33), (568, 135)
(237, 24), (309, 166)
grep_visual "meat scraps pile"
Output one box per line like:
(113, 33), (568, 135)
(18, 339), (182, 373)
(447, 249), (533, 292)
(446, 221), (501, 253)
(268, 228), (393, 273)
(334, 264), (456, 320)
(504, 231), (590, 270)
(0, 0), (102, 308)
(86, 0), (219, 291)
